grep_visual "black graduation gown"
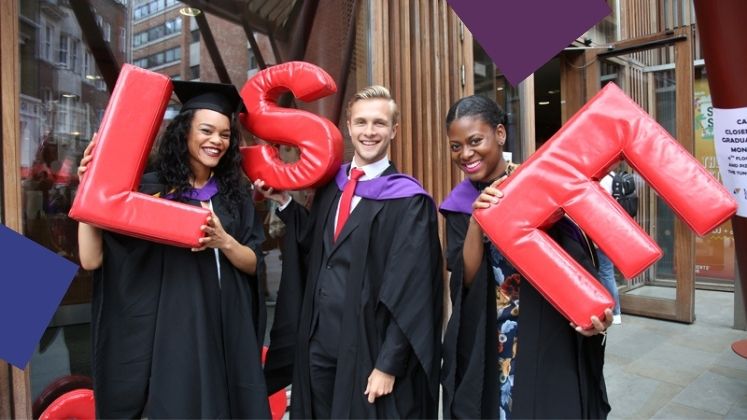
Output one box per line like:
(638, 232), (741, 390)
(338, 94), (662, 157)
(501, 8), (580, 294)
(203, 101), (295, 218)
(90, 172), (270, 419)
(264, 165), (443, 419)
(441, 211), (611, 419)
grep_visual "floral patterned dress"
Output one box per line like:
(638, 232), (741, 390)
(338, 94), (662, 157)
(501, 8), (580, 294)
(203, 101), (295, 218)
(488, 242), (521, 420)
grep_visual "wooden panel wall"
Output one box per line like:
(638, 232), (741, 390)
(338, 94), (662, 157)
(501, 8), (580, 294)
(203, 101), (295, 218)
(618, 0), (701, 66)
(368, 0), (471, 208)
(0, 0), (32, 416)
(657, 0), (701, 60)
(658, 0), (695, 31)
(621, 0), (658, 39)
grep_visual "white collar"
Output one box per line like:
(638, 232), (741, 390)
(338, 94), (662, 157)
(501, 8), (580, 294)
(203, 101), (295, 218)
(351, 156), (390, 181)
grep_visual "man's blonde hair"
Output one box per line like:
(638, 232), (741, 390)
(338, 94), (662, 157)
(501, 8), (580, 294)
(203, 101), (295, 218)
(345, 85), (399, 125)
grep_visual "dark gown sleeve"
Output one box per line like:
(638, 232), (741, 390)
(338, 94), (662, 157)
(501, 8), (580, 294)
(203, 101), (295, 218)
(91, 232), (162, 418)
(374, 321), (410, 377)
(377, 195), (444, 403)
(215, 192), (272, 419)
(440, 211), (500, 420)
(90, 173), (168, 418)
(551, 224), (610, 418)
(444, 210), (468, 272)
(511, 222), (610, 419)
(237, 195), (265, 261)
(232, 192), (267, 343)
(263, 198), (316, 394)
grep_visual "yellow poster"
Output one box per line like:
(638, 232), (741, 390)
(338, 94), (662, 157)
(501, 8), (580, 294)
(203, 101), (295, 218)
(694, 77), (735, 282)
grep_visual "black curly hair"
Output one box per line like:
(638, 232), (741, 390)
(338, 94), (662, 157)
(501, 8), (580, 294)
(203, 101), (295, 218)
(155, 109), (248, 212)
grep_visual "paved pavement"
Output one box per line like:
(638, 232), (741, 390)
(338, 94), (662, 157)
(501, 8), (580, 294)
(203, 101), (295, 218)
(604, 289), (747, 419)
(263, 249), (747, 419)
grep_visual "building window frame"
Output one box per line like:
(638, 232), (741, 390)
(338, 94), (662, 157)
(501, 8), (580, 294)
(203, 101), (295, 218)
(133, 0), (180, 22)
(82, 52), (92, 81)
(58, 34), (69, 68)
(133, 17), (182, 49)
(70, 39), (79, 73)
(43, 24), (53, 62)
(119, 27), (126, 53)
(133, 46), (181, 70)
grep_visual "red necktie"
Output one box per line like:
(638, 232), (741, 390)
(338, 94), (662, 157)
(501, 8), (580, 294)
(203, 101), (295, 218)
(335, 168), (365, 241)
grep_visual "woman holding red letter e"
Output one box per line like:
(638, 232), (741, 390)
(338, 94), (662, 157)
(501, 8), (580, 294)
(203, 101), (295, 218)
(78, 81), (269, 419)
(440, 95), (612, 419)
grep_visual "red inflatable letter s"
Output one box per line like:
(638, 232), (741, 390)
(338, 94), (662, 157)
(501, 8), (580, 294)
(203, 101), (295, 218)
(239, 61), (344, 190)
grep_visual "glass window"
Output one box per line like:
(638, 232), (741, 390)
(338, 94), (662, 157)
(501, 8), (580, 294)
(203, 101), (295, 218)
(119, 28), (126, 52)
(134, 32), (146, 47)
(19, 2), (131, 404)
(693, 65), (736, 286)
(70, 40), (79, 73)
(473, 42), (495, 100)
(43, 25), (52, 62)
(133, 47), (180, 69)
(582, 0), (619, 46)
(18, 2), (259, 413)
(134, 0), (179, 21)
(134, 17), (182, 48)
(591, 40), (729, 316)
(58, 34), (68, 66)
(533, 58), (561, 150)
(473, 41), (523, 163)
(600, 0), (619, 43)
(495, 76), (522, 161)
(82, 53), (90, 78)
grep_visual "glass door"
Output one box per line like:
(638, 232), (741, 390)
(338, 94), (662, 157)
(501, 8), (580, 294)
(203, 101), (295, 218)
(584, 27), (696, 322)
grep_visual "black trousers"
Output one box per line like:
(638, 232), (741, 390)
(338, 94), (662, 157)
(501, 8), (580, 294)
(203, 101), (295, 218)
(309, 334), (338, 419)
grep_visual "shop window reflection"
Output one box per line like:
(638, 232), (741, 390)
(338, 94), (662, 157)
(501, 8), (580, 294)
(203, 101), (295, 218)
(693, 65), (737, 287)
(19, 0), (130, 409)
(19, 0), (269, 411)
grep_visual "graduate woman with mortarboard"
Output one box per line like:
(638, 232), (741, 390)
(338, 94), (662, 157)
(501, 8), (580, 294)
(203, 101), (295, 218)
(439, 95), (612, 419)
(78, 81), (270, 418)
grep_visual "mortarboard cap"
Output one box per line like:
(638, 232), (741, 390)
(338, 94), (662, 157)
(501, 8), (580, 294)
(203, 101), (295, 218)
(172, 80), (245, 118)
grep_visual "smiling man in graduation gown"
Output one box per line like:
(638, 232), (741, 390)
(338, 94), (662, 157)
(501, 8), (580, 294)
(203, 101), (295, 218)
(257, 85), (443, 419)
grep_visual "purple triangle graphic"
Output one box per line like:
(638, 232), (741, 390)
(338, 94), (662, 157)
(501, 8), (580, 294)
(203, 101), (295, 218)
(447, 0), (611, 85)
(0, 225), (78, 368)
